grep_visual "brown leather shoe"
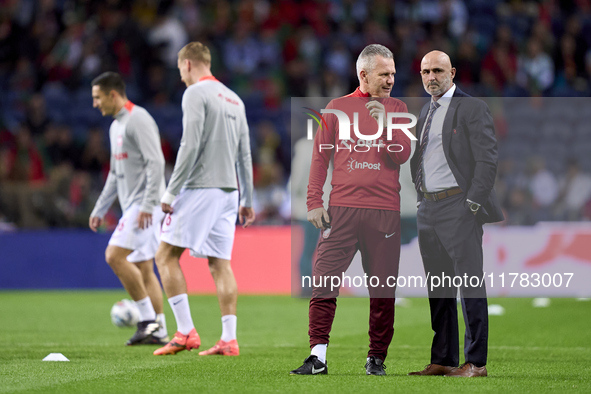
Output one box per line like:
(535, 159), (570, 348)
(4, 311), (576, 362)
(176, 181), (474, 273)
(408, 364), (456, 376)
(444, 362), (487, 377)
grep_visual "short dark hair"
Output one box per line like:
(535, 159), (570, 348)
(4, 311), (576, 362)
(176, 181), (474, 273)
(91, 72), (126, 97)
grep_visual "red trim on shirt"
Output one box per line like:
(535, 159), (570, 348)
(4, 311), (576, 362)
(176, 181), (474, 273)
(124, 101), (135, 112)
(198, 75), (219, 82)
(343, 87), (370, 97)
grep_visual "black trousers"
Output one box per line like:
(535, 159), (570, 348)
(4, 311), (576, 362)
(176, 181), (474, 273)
(417, 193), (488, 367)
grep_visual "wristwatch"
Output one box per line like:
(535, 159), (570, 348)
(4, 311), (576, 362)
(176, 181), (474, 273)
(467, 199), (480, 214)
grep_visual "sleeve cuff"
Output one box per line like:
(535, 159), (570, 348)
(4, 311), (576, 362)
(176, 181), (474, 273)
(139, 203), (154, 214)
(161, 191), (176, 205)
(239, 196), (252, 208)
(307, 203), (324, 211)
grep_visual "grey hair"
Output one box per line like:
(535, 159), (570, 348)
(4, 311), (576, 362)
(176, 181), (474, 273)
(356, 44), (393, 80)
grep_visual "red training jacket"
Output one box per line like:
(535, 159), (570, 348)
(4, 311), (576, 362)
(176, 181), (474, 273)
(307, 87), (411, 212)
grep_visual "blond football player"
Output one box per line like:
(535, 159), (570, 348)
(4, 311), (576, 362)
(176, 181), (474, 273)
(153, 42), (255, 356)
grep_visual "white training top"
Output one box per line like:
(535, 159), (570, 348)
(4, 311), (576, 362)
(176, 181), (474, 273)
(161, 76), (254, 208)
(91, 101), (166, 218)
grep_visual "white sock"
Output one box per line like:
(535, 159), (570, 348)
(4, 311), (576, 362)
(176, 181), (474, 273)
(168, 294), (194, 335)
(220, 315), (237, 342)
(156, 313), (168, 337)
(311, 344), (327, 364)
(135, 296), (156, 322)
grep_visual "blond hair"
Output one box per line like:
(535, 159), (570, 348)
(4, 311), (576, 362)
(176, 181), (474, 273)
(178, 42), (211, 65)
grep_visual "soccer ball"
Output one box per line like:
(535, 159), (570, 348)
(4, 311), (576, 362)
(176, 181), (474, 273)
(110, 299), (140, 328)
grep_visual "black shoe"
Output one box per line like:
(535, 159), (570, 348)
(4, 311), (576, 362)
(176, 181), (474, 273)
(290, 355), (328, 375)
(126, 320), (160, 346)
(138, 334), (170, 346)
(365, 356), (386, 375)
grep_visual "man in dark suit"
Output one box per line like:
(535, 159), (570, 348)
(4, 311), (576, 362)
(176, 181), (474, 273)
(408, 51), (504, 377)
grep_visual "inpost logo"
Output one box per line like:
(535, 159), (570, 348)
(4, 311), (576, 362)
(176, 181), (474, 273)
(347, 158), (381, 173)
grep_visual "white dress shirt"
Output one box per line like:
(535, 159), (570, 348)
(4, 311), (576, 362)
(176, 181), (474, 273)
(421, 84), (460, 192)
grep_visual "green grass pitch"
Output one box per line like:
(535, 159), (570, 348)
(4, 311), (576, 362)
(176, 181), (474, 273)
(1, 292), (590, 393)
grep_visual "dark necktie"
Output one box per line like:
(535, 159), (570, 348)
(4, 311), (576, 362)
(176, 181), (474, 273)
(414, 101), (441, 193)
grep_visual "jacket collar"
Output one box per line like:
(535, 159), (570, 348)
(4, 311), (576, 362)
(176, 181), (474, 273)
(346, 87), (371, 97)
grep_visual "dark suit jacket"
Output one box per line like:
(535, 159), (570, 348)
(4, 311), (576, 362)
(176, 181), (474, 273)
(410, 86), (504, 224)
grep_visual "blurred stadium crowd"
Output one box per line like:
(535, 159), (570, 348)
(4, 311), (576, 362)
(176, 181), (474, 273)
(1, 0), (591, 230)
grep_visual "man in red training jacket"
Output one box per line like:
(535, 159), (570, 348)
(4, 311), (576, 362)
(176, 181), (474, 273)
(290, 44), (412, 376)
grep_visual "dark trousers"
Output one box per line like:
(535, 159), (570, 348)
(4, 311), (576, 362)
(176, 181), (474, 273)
(308, 206), (401, 361)
(417, 193), (488, 367)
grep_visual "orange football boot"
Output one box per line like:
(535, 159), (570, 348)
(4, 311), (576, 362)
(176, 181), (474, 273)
(198, 339), (239, 356)
(153, 328), (201, 355)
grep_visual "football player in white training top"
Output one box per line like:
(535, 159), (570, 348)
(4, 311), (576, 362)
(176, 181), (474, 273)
(153, 42), (255, 356)
(89, 72), (168, 346)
